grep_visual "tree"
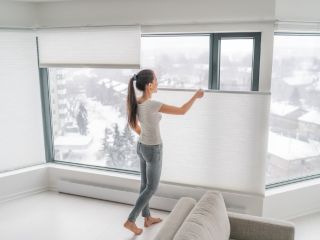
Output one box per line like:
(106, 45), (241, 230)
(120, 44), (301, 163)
(76, 103), (88, 135)
(122, 124), (139, 169)
(106, 123), (126, 167)
(101, 123), (139, 170)
(101, 127), (112, 152)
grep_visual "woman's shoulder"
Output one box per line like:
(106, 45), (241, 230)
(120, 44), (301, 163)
(137, 98), (162, 105)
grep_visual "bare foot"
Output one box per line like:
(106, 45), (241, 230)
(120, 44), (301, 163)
(144, 216), (162, 227)
(124, 220), (143, 235)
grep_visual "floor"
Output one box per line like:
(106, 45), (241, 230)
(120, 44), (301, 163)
(0, 190), (319, 240)
(291, 211), (320, 240)
(0, 191), (169, 240)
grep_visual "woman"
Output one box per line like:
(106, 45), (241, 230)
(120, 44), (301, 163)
(123, 69), (204, 235)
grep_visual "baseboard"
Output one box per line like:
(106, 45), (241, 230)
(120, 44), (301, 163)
(0, 163), (49, 204)
(48, 163), (264, 215)
(0, 186), (49, 204)
(56, 178), (176, 211)
(6, 162), (315, 219)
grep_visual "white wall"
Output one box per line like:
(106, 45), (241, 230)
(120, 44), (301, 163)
(36, 0), (275, 27)
(276, 0), (320, 22)
(0, 2), (37, 28)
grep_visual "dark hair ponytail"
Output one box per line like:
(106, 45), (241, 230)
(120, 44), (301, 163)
(127, 76), (138, 129)
(127, 69), (155, 129)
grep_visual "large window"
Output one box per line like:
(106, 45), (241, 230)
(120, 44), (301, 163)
(267, 34), (320, 186)
(40, 32), (262, 173)
(48, 68), (140, 172)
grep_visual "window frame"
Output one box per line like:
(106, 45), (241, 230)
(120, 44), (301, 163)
(210, 32), (261, 91)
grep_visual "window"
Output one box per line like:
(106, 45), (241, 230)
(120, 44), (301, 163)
(210, 33), (261, 91)
(141, 35), (210, 89)
(141, 33), (261, 91)
(47, 68), (140, 172)
(266, 34), (320, 187)
(39, 32), (262, 174)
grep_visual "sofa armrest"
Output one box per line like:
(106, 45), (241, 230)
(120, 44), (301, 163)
(228, 212), (295, 240)
(154, 197), (196, 240)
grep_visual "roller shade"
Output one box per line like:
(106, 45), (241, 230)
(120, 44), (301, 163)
(154, 90), (270, 196)
(37, 26), (141, 68)
(275, 21), (320, 33)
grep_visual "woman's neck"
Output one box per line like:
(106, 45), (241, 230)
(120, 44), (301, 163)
(142, 92), (152, 100)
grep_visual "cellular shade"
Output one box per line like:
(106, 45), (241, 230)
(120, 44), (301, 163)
(0, 30), (46, 173)
(154, 90), (270, 196)
(37, 26), (141, 68)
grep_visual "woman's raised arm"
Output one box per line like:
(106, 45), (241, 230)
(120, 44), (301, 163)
(159, 89), (204, 115)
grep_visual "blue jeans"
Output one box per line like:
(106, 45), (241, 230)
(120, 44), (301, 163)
(127, 141), (163, 222)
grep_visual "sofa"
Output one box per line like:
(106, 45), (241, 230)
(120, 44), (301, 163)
(154, 191), (295, 240)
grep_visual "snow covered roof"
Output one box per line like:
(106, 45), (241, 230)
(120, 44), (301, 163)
(307, 78), (320, 92)
(270, 101), (299, 116)
(98, 78), (127, 94)
(283, 71), (316, 86)
(54, 134), (93, 149)
(72, 69), (97, 78)
(268, 131), (320, 161)
(299, 110), (320, 125)
(113, 82), (127, 92)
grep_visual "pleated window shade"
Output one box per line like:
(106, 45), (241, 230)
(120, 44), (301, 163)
(37, 26), (141, 68)
(153, 90), (270, 195)
(0, 30), (46, 173)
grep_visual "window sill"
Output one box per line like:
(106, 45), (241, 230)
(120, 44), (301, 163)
(264, 177), (320, 219)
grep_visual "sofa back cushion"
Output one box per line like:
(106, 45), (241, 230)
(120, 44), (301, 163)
(154, 197), (197, 240)
(173, 191), (230, 240)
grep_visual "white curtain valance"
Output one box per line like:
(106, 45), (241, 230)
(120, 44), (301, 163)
(37, 26), (141, 68)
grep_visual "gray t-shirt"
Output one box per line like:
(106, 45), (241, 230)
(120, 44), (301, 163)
(137, 99), (163, 145)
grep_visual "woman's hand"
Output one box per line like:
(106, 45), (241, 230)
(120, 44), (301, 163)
(194, 89), (204, 99)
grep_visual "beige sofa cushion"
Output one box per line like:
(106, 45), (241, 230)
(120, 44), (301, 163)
(173, 191), (230, 240)
(154, 197), (197, 240)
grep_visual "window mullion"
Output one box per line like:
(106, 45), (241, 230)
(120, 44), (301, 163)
(211, 34), (220, 90)
(252, 33), (261, 91)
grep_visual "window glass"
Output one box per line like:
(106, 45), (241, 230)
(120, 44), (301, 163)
(141, 36), (209, 89)
(267, 35), (320, 185)
(219, 38), (254, 91)
(48, 68), (140, 171)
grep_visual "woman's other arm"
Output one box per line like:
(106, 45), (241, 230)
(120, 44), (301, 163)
(133, 123), (141, 135)
(159, 89), (204, 115)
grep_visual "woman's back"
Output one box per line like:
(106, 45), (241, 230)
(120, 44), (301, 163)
(137, 99), (163, 145)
